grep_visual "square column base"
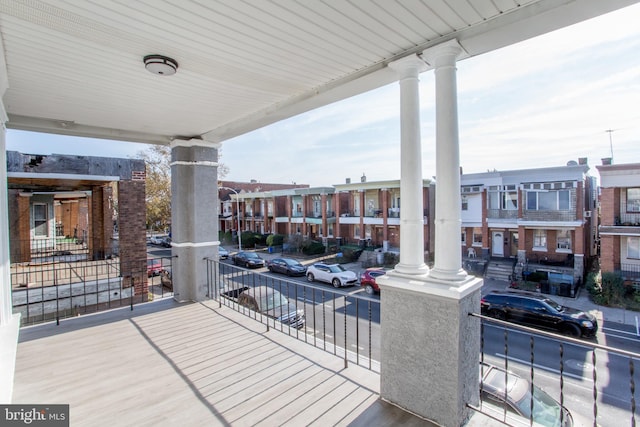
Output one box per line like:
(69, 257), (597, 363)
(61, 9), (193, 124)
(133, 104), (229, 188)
(378, 273), (483, 427)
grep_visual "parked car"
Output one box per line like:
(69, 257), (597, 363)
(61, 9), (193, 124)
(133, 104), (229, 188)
(235, 285), (305, 329)
(306, 263), (357, 288)
(267, 258), (307, 276)
(480, 362), (575, 427)
(231, 251), (265, 268)
(359, 267), (386, 295)
(218, 246), (229, 259)
(149, 236), (163, 245)
(480, 290), (598, 338)
(147, 258), (162, 277)
(160, 236), (172, 247)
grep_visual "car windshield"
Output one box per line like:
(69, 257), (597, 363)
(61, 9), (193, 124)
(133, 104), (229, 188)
(258, 290), (289, 311)
(284, 259), (300, 266)
(328, 265), (347, 273)
(513, 382), (567, 427)
(245, 253), (260, 259)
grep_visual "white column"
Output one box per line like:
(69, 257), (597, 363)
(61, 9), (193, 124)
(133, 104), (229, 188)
(388, 55), (429, 276)
(423, 40), (467, 283)
(0, 33), (21, 402)
(379, 42), (482, 427)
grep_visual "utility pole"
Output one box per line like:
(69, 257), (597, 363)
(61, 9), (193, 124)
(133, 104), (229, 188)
(605, 129), (615, 162)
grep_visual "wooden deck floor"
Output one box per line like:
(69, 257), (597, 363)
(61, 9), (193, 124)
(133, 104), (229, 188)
(12, 298), (437, 426)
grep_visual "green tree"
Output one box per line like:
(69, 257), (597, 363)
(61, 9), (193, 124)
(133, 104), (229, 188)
(137, 144), (229, 232)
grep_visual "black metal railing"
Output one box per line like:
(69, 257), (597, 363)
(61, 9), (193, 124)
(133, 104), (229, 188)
(205, 259), (380, 372)
(471, 312), (639, 427)
(11, 256), (174, 326)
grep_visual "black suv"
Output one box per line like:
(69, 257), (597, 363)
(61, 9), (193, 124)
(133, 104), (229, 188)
(480, 291), (597, 338)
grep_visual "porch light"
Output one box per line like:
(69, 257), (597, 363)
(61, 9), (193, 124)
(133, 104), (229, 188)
(143, 54), (178, 76)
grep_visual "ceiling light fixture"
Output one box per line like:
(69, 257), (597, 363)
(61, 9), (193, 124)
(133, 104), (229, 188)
(143, 54), (178, 76)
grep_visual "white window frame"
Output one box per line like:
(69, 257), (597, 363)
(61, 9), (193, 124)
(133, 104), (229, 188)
(533, 229), (547, 251)
(556, 230), (572, 252)
(627, 188), (640, 212)
(628, 237), (640, 259)
(33, 203), (49, 237)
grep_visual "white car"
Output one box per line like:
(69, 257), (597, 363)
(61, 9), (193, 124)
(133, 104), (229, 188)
(306, 263), (357, 288)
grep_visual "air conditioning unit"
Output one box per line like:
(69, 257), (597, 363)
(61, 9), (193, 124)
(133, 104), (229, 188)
(584, 211), (592, 218)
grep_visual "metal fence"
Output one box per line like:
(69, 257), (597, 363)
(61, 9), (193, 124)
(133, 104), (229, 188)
(205, 259), (380, 372)
(11, 255), (174, 326)
(471, 312), (639, 427)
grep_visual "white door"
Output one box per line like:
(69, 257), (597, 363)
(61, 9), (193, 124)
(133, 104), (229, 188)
(492, 232), (504, 257)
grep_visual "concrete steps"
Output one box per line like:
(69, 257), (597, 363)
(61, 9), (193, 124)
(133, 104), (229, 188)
(484, 259), (514, 282)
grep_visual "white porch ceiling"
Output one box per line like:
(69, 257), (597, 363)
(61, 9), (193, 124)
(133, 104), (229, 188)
(0, 0), (636, 145)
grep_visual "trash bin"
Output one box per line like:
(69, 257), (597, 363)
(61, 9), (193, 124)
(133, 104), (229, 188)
(376, 249), (384, 264)
(268, 246), (274, 253)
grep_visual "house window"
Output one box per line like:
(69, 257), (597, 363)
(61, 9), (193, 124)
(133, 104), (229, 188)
(461, 196), (468, 211)
(526, 190), (570, 210)
(354, 225), (360, 239)
(627, 188), (640, 212)
(473, 228), (482, 246)
(461, 229), (466, 244)
(488, 191), (500, 210)
(33, 203), (49, 237)
(502, 190), (518, 210)
(556, 230), (572, 251)
(628, 237), (640, 259)
(533, 230), (547, 249)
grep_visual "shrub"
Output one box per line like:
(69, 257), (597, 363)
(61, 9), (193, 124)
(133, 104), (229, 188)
(339, 247), (363, 262)
(383, 252), (399, 267)
(266, 234), (285, 247)
(302, 240), (325, 255)
(240, 232), (266, 248)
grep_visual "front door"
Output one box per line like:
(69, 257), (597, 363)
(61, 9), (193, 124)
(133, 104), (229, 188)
(492, 231), (504, 257)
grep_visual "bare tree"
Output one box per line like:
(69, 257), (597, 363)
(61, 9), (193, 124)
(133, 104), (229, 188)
(137, 144), (228, 232)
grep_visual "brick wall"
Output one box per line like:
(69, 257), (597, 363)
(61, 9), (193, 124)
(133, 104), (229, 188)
(599, 187), (618, 226)
(600, 235), (619, 272)
(89, 185), (113, 260)
(8, 191), (31, 262)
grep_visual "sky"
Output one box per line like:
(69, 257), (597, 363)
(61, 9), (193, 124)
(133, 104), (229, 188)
(7, 3), (640, 188)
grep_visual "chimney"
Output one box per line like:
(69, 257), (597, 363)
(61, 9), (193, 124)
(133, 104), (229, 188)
(361, 173), (366, 183)
(346, 178), (351, 184)
(601, 157), (612, 165)
(578, 157), (588, 165)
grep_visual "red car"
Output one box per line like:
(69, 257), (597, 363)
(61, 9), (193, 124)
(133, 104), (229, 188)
(147, 258), (162, 277)
(359, 268), (386, 295)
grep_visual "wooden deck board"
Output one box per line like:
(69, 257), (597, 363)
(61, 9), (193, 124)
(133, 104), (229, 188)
(12, 298), (439, 426)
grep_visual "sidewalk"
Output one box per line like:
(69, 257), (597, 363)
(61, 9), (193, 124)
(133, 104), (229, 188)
(482, 277), (640, 328)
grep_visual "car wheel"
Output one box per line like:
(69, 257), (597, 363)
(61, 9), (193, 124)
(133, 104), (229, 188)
(307, 273), (315, 282)
(489, 309), (506, 321)
(562, 323), (582, 338)
(365, 285), (374, 295)
(245, 261), (250, 268)
(286, 270), (292, 277)
(332, 278), (341, 288)
(268, 266), (273, 272)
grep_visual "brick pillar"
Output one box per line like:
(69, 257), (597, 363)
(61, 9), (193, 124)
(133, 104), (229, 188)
(286, 195), (292, 236)
(335, 192), (341, 240)
(118, 177), (147, 297)
(90, 185), (112, 260)
(382, 189), (389, 246)
(321, 194), (327, 238)
(8, 191), (31, 263)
